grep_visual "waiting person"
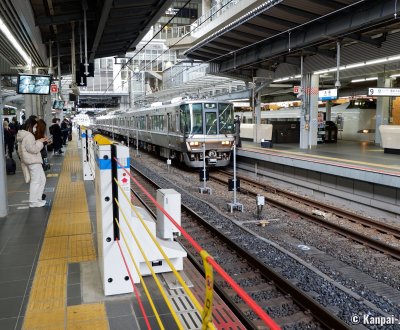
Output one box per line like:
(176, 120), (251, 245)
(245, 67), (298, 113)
(3, 120), (15, 158)
(234, 115), (242, 148)
(16, 118), (50, 207)
(49, 118), (63, 155)
(34, 119), (51, 173)
(61, 118), (69, 145)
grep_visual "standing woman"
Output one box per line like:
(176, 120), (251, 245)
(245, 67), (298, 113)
(16, 119), (50, 207)
(34, 119), (50, 166)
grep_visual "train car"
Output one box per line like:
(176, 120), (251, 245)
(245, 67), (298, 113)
(95, 99), (235, 168)
(235, 100), (376, 142)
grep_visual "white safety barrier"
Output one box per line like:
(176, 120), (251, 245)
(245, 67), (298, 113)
(240, 124), (273, 142)
(94, 138), (186, 296)
(81, 127), (94, 180)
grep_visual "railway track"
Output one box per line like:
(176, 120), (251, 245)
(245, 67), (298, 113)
(130, 165), (349, 329)
(212, 170), (400, 260)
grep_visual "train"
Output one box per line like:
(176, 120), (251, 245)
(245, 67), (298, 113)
(95, 99), (236, 168)
(235, 100), (377, 143)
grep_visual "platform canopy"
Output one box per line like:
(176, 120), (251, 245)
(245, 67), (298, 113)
(185, 0), (400, 75)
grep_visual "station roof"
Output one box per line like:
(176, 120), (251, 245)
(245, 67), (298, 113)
(185, 0), (400, 75)
(0, 0), (173, 75)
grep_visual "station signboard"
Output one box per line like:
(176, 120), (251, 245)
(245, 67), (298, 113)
(318, 88), (337, 101)
(368, 88), (400, 96)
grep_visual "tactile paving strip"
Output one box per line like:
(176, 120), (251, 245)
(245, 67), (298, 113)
(23, 139), (105, 330)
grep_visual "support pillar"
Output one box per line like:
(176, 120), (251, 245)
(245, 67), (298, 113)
(308, 74), (319, 148)
(300, 73), (319, 149)
(375, 74), (391, 145)
(0, 76), (8, 217)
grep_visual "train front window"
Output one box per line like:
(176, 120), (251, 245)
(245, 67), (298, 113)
(205, 112), (217, 135)
(218, 103), (234, 134)
(191, 103), (203, 134)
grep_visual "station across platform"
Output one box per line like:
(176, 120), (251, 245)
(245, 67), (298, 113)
(237, 140), (400, 217)
(0, 136), (246, 330)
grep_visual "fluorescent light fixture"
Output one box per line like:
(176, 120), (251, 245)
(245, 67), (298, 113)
(314, 69), (329, 75)
(273, 75), (301, 82)
(345, 63), (364, 69)
(0, 17), (31, 66)
(351, 77), (378, 83)
(390, 74), (400, 78)
(314, 54), (400, 75)
(365, 58), (386, 65)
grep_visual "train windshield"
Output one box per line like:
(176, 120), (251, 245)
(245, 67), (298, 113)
(218, 103), (234, 134)
(180, 103), (203, 134)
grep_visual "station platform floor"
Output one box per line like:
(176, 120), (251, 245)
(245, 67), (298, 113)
(238, 140), (400, 188)
(0, 138), (244, 330)
(240, 140), (400, 173)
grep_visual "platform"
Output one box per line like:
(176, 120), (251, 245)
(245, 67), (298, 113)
(0, 137), (245, 330)
(237, 140), (400, 216)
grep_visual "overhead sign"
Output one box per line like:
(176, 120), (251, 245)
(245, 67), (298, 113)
(50, 84), (58, 93)
(319, 88), (337, 101)
(368, 88), (400, 96)
(293, 86), (300, 94)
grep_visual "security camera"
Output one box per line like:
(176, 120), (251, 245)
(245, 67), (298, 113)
(335, 80), (341, 88)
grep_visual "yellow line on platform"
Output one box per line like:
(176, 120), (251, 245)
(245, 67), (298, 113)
(23, 140), (108, 330)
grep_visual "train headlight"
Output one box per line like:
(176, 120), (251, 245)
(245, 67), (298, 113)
(189, 141), (199, 146)
(221, 141), (230, 145)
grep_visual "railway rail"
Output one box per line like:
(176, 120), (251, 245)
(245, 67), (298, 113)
(212, 170), (400, 260)
(129, 165), (349, 329)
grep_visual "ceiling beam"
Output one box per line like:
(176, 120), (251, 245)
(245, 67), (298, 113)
(346, 32), (385, 47)
(35, 12), (95, 26)
(89, 0), (113, 62)
(277, 4), (319, 20)
(243, 22), (280, 35)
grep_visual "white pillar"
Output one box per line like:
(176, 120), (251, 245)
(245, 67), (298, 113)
(375, 74), (391, 145)
(0, 76), (8, 217)
(308, 74), (319, 148)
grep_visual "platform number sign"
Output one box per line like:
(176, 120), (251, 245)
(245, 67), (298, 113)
(368, 88), (400, 96)
(293, 86), (300, 94)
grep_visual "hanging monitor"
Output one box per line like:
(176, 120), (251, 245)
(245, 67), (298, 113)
(17, 74), (52, 95)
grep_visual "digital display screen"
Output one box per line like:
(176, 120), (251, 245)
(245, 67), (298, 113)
(17, 74), (52, 95)
(52, 100), (65, 109)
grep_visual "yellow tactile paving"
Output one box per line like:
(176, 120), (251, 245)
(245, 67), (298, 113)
(23, 140), (107, 330)
(39, 236), (69, 260)
(24, 308), (65, 329)
(67, 303), (107, 323)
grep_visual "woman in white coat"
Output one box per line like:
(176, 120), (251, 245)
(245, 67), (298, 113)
(16, 119), (50, 207)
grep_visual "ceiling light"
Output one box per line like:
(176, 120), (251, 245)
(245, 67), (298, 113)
(0, 17), (31, 66)
(365, 58), (386, 65)
(351, 77), (378, 83)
